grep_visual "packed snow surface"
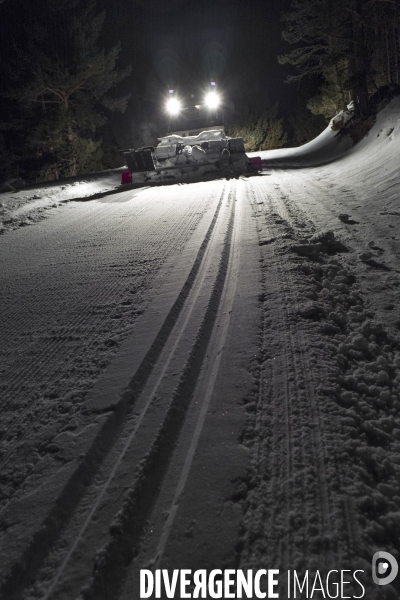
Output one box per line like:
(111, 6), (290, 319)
(1, 97), (400, 600)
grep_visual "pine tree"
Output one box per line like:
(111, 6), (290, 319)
(229, 92), (287, 152)
(279, 0), (400, 116)
(0, 0), (131, 180)
(307, 59), (352, 119)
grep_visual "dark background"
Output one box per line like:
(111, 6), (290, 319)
(0, 0), (323, 180)
(98, 0), (295, 142)
(2, 0), (397, 179)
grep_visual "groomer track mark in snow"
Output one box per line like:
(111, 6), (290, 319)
(0, 182), (228, 594)
(44, 185), (234, 600)
(1, 182), (247, 600)
(239, 179), (340, 576)
(0, 186), (218, 501)
(239, 173), (400, 596)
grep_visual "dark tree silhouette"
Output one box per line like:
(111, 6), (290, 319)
(229, 86), (287, 151)
(279, 0), (400, 117)
(0, 0), (131, 181)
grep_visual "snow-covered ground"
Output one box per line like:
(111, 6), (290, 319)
(0, 170), (123, 234)
(1, 98), (400, 599)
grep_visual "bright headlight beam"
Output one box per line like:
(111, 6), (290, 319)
(166, 97), (181, 115)
(204, 91), (220, 110)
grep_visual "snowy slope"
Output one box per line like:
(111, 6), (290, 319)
(248, 99), (398, 170)
(1, 98), (400, 599)
(248, 107), (354, 167)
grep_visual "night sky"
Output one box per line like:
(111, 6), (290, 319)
(99, 0), (294, 133)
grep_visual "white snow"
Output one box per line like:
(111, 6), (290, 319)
(1, 96), (400, 599)
(0, 169), (123, 234)
(158, 129), (225, 146)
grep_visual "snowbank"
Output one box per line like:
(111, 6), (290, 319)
(0, 170), (122, 234)
(248, 106), (357, 168)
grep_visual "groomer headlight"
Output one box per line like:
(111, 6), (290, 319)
(166, 97), (181, 115)
(204, 91), (220, 110)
